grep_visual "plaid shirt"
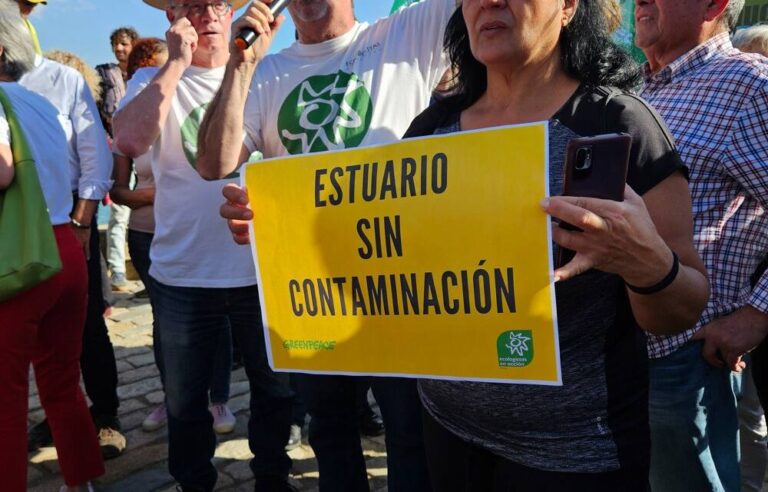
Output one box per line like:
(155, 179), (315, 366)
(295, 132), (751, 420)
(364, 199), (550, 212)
(641, 33), (768, 359)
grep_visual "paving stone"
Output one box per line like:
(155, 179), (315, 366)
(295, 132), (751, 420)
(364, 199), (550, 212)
(228, 393), (250, 414)
(223, 459), (252, 482)
(116, 359), (133, 372)
(119, 334), (155, 349)
(29, 394), (41, 411)
(120, 363), (160, 385)
(215, 438), (252, 461)
(109, 303), (152, 322)
(120, 408), (155, 431)
(123, 424), (168, 450)
(109, 320), (138, 336)
(28, 408), (45, 423)
(26, 465), (46, 486)
(118, 376), (163, 400)
(100, 463), (173, 492)
(114, 345), (152, 360)
(119, 397), (147, 415)
(98, 443), (169, 485)
(146, 390), (165, 405)
(229, 380), (250, 398)
(231, 368), (247, 383)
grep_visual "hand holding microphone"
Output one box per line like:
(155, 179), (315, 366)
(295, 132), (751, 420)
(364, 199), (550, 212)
(234, 0), (292, 50)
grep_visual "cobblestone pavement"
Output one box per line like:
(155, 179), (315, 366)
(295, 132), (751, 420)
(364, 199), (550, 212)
(26, 283), (389, 492)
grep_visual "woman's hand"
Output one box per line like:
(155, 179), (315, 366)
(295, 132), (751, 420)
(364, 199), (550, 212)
(542, 184), (673, 285)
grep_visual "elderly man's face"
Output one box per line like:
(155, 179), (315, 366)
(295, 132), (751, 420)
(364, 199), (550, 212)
(288, 0), (350, 23)
(634, 0), (708, 53)
(169, 1), (234, 55)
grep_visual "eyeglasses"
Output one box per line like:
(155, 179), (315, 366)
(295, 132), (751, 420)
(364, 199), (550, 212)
(171, 1), (232, 17)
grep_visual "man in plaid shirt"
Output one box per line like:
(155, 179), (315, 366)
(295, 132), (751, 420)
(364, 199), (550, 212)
(637, 0), (768, 490)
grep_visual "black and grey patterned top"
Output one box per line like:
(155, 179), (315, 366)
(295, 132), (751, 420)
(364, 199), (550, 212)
(414, 85), (685, 474)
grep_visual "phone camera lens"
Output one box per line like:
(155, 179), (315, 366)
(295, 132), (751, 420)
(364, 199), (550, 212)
(575, 147), (592, 171)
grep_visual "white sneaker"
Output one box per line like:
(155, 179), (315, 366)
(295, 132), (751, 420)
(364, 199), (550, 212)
(211, 403), (236, 434)
(59, 483), (94, 492)
(142, 404), (167, 432)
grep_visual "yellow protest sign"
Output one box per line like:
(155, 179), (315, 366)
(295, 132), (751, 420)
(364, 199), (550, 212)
(244, 123), (561, 385)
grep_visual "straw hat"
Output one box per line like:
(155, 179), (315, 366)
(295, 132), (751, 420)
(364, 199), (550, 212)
(142, 0), (250, 10)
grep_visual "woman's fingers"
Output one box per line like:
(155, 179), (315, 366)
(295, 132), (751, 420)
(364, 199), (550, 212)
(542, 197), (610, 232)
(554, 253), (594, 282)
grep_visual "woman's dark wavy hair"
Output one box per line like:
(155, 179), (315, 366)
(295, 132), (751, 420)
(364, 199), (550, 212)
(444, 0), (641, 108)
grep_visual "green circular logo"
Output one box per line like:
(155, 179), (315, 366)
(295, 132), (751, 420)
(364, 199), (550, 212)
(278, 71), (373, 155)
(180, 102), (239, 179)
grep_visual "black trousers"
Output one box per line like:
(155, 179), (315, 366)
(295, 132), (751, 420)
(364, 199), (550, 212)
(421, 409), (649, 492)
(73, 197), (119, 420)
(751, 339), (768, 412)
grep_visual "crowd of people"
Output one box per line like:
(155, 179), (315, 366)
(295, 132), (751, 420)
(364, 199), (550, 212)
(0, 0), (767, 491)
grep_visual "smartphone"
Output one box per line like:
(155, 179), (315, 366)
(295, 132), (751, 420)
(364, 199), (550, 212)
(556, 133), (632, 267)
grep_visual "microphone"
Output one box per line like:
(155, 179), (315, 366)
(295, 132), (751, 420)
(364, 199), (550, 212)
(234, 0), (292, 50)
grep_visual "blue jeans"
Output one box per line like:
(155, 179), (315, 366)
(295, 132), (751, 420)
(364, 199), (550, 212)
(649, 340), (740, 492)
(296, 374), (430, 492)
(129, 231), (231, 403)
(151, 279), (294, 491)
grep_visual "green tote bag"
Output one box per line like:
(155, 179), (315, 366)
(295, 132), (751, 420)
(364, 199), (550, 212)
(0, 86), (62, 302)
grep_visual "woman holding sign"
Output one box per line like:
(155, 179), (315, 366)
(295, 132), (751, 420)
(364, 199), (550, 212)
(405, 0), (708, 490)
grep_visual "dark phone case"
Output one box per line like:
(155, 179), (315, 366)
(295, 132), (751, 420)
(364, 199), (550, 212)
(556, 133), (632, 267)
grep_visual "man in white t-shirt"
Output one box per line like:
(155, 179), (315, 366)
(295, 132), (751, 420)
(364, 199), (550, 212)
(112, 1), (294, 491)
(197, 1), (457, 490)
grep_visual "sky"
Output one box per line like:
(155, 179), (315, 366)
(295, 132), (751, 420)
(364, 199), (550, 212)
(30, 1), (395, 68)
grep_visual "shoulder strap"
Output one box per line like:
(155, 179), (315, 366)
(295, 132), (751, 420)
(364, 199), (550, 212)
(0, 87), (34, 167)
(595, 86), (622, 134)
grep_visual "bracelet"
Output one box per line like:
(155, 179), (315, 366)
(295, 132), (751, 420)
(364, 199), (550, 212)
(70, 217), (91, 229)
(626, 252), (680, 295)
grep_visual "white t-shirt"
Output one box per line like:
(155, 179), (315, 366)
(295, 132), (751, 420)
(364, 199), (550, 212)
(0, 83), (72, 225)
(244, 0), (455, 158)
(118, 65), (256, 288)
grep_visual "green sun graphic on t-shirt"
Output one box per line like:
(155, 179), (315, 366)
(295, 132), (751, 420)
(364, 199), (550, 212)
(180, 102), (239, 179)
(277, 71), (373, 155)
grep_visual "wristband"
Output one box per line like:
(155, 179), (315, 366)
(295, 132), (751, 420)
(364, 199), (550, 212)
(626, 252), (679, 295)
(70, 217), (91, 229)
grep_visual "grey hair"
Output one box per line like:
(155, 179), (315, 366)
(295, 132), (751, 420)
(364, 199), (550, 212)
(721, 0), (745, 32)
(733, 25), (768, 56)
(0, 3), (34, 80)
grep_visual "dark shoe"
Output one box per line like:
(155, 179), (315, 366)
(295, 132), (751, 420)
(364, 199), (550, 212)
(285, 423), (302, 451)
(97, 426), (126, 459)
(134, 288), (150, 299)
(254, 477), (298, 492)
(28, 419), (53, 452)
(358, 410), (385, 437)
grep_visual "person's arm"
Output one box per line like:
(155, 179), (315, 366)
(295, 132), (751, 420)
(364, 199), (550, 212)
(545, 176), (709, 336)
(694, 84), (768, 371)
(110, 153), (154, 209)
(113, 11), (196, 158)
(71, 72), (113, 203)
(197, 1), (283, 180)
(0, 143), (12, 190)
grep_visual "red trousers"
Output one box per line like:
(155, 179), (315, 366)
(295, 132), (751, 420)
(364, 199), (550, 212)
(0, 225), (104, 490)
